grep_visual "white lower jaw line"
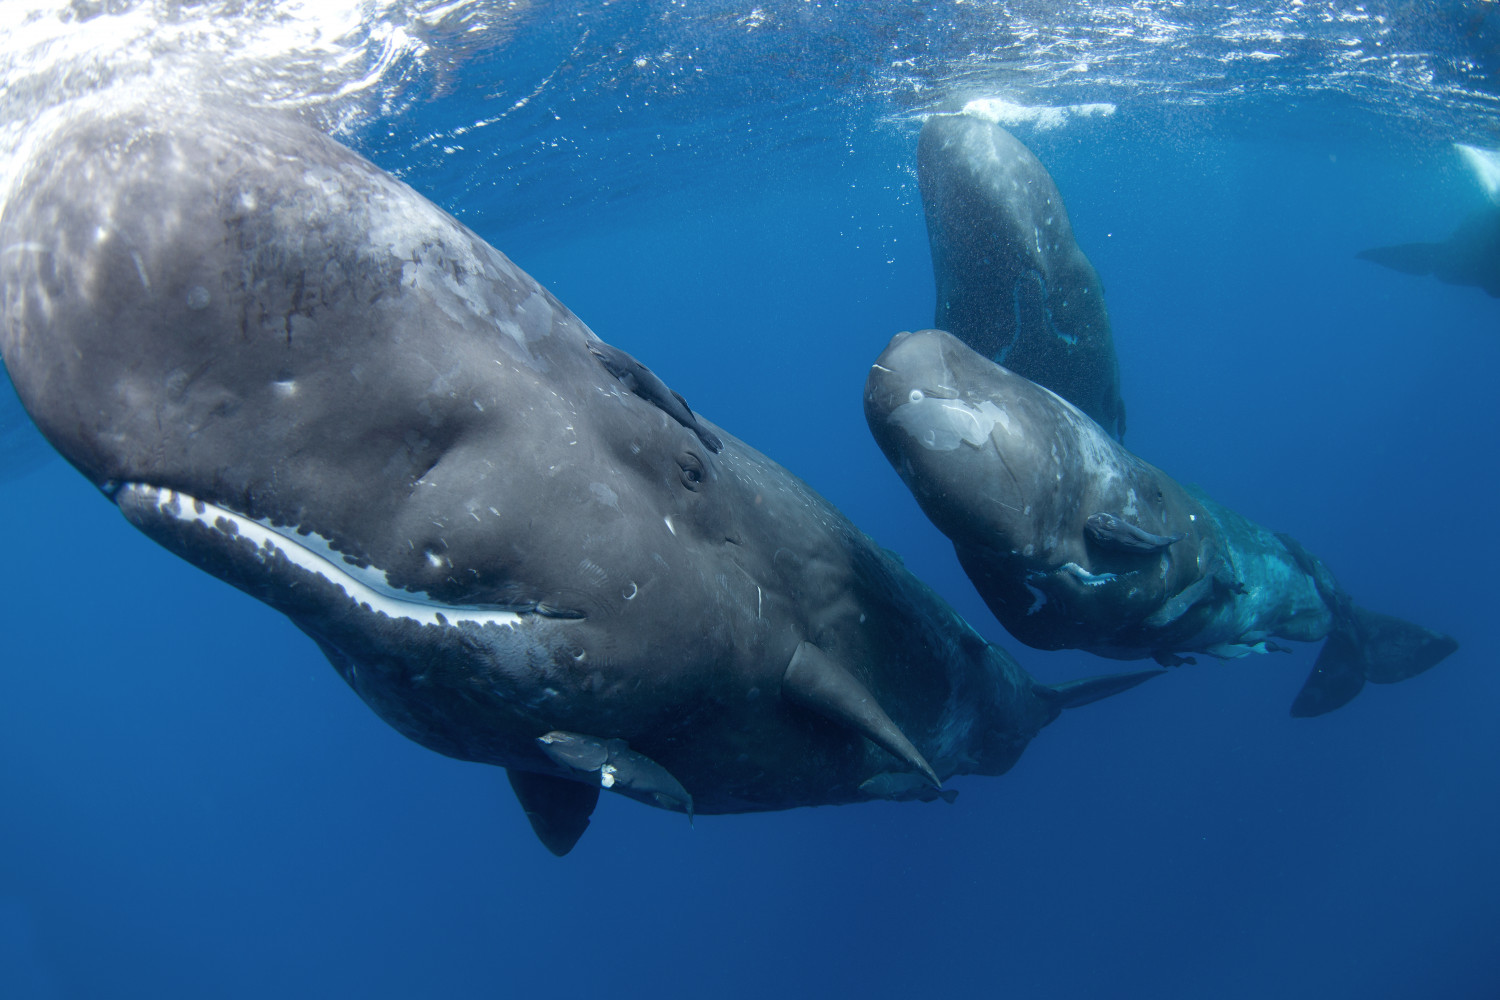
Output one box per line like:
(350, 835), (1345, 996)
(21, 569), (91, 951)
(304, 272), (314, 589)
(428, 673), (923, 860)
(118, 483), (527, 630)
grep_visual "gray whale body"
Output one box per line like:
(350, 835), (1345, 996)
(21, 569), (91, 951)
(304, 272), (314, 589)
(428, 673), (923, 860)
(1357, 207), (1500, 299)
(865, 329), (1457, 716)
(917, 113), (1127, 439)
(0, 100), (1156, 854)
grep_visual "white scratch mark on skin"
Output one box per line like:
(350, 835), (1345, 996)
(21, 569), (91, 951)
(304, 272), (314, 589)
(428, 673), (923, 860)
(663, 516), (676, 536)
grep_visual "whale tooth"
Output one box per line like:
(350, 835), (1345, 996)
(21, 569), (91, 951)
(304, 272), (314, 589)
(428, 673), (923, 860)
(780, 641), (940, 789)
(538, 731), (694, 818)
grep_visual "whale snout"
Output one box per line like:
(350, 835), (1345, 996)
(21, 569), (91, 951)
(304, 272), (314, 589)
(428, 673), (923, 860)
(864, 329), (958, 420)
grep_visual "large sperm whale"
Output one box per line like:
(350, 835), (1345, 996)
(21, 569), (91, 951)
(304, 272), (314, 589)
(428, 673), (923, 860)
(0, 98), (1157, 855)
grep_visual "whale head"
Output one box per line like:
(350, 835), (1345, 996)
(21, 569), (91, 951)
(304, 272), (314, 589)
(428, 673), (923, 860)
(863, 329), (1069, 559)
(0, 101), (800, 807)
(864, 329), (1208, 653)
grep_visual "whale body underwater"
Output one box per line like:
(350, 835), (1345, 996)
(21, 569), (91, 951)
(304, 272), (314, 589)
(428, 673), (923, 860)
(1357, 207), (1500, 299)
(0, 101), (1158, 855)
(1357, 143), (1500, 299)
(917, 113), (1127, 439)
(865, 329), (1458, 716)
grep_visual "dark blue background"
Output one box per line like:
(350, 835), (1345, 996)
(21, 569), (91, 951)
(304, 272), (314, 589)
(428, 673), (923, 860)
(2, 105), (1496, 997)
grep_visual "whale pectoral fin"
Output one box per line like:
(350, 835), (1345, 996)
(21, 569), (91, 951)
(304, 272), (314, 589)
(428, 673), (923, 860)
(781, 641), (940, 789)
(1356, 242), (1440, 277)
(506, 768), (601, 857)
(1041, 668), (1164, 710)
(537, 730), (694, 818)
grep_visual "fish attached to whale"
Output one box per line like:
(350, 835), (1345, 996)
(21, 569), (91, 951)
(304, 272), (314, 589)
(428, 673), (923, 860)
(917, 112), (1127, 438)
(864, 329), (1458, 716)
(0, 99), (1159, 855)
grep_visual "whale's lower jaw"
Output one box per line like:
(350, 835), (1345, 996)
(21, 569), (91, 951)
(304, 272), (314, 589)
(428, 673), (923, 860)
(112, 482), (587, 766)
(114, 483), (546, 630)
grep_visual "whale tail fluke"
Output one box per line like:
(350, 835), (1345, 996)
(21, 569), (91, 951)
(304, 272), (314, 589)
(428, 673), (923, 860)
(1356, 241), (1440, 277)
(1042, 667), (1165, 710)
(1289, 606), (1458, 717)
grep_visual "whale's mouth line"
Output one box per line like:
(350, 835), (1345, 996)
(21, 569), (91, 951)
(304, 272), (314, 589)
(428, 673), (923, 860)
(115, 482), (572, 630)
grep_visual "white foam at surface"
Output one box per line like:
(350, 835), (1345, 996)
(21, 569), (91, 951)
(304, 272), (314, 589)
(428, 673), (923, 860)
(0, 1), (516, 217)
(1456, 144), (1500, 205)
(960, 98), (1117, 131)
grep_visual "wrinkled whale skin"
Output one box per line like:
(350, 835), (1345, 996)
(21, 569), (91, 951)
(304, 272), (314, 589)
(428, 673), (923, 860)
(918, 113), (1127, 438)
(0, 101), (1155, 845)
(865, 330), (1456, 715)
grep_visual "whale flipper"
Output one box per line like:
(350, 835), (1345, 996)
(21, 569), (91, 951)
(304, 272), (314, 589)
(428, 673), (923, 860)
(507, 769), (601, 857)
(1040, 668), (1164, 709)
(1290, 606), (1458, 717)
(1355, 241), (1441, 277)
(781, 641), (939, 789)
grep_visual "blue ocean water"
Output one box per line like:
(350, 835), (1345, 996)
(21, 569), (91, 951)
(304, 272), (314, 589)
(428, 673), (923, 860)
(1, 3), (1498, 997)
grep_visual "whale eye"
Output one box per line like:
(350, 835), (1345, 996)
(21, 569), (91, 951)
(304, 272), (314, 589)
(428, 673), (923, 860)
(908, 389), (924, 403)
(678, 452), (705, 492)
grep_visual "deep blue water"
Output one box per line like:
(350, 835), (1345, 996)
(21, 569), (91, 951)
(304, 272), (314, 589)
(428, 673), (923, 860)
(3, 4), (1499, 997)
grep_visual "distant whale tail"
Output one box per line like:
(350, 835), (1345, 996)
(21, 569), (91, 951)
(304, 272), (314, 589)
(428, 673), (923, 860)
(1355, 241), (1440, 277)
(1289, 605), (1459, 717)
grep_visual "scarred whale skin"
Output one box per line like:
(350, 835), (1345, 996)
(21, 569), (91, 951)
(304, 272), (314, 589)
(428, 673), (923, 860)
(0, 99), (1155, 852)
(865, 329), (1457, 716)
(917, 113), (1127, 439)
